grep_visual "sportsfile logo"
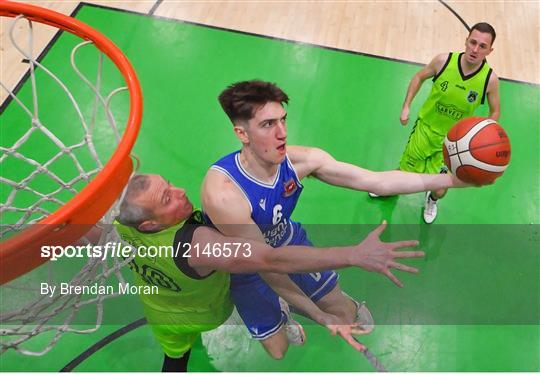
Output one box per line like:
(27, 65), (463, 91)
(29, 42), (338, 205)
(41, 242), (135, 261)
(40, 241), (253, 261)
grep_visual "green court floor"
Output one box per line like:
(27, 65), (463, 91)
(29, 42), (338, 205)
(1, 4), (539, 372)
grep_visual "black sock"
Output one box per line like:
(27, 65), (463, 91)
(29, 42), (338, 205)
(162, 350), (191, 372)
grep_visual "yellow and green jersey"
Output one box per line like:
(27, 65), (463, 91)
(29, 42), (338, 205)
(419, 52), (492, 136)
(114, 210), (233, 327)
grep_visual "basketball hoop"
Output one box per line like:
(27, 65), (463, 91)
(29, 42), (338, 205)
(0, 1), (142, 284)
(1, 1), (142, 355)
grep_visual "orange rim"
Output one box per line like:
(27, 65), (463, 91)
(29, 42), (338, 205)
(0, 1), (143, 284)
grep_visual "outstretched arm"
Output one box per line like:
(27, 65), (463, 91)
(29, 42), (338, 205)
(288, 146), (469, 196)
(189, 221), (423, 288)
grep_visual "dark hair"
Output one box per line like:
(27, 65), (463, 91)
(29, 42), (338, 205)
(116, 174), (152, 228)
(218, 80), (289, 124)
(469, 22), (496, 44)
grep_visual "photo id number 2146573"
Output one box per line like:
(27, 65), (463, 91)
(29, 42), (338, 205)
(182, 242), (252, 258)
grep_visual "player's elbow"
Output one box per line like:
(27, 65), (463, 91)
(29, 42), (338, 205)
(369, 183), (387, 196)
(364, 172), (392, 196)
(413, 72), (428, 85)
(375, 184), (396, 196)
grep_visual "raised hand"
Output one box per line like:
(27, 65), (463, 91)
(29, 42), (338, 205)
(319, 312), (368, 352)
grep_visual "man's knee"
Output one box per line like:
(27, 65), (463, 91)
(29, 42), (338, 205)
(268, 348), (287, 360)
(263, 342), (288, 360)
(261, 329), (289, 360)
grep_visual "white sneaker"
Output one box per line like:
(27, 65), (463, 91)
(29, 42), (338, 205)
(423, 191), (438, 224)
(279, 298), (306, 345)
(342, 292), (374, 334)
(368, 192), (380, 198)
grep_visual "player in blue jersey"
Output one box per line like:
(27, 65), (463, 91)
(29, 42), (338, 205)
(202, 80), (472, 359)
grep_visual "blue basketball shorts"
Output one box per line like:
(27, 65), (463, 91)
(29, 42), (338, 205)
(229, 226), (339, 340)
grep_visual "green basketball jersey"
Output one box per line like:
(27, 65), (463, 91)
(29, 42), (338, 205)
(419, 52), (492, 136)
(114, 210), (233, 326)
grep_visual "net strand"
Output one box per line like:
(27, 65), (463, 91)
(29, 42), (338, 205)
(71, 41), (121, 144)
(8, 15), (98, 179)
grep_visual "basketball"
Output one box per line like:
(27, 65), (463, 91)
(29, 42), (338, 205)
(443, 117), (511, 185)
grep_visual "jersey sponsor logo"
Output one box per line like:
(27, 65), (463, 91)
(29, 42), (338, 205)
(262, 204), (290, 247)
(263, 218), (290, 247)
(128, 260), (182, 292)
(440, 80), (449, 92)
(467, 90), (478, 103)
(259, 198), (266, 210)
(283, 178), (297, 197)
(435, 102), (464, 121)
(455, 84), (466, 90)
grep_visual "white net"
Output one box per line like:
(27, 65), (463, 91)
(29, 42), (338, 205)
(1, 14), (138, 355)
